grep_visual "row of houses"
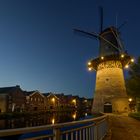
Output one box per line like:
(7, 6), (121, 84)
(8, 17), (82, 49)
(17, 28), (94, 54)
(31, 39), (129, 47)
(0, 85), (93, 113)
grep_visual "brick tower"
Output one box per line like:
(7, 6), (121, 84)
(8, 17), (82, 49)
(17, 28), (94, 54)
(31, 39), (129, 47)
(74, 8), (134, 113)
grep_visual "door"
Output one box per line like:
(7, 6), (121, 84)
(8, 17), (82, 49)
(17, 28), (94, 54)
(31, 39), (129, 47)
(104, 102), (112, 113)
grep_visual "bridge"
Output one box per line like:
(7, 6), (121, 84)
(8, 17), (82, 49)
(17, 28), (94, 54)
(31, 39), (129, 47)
(0, 114), (108, 140)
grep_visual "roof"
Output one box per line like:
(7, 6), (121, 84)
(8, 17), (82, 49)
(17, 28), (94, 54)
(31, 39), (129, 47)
(24, 91), (36, 96)
(25, 90), (45, 98)
(43, 92), (59, 100)
(0, 85), (21, 94)
(43, 93), (50, 97)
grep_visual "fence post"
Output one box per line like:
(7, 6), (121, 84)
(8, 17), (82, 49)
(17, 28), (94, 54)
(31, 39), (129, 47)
(94, 123), (98, 140)
(53, 128), (61, 140)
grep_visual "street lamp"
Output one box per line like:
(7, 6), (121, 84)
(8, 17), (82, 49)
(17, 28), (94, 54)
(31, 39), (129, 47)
(131, 58), (134, 62)
(129, 98), (132, 102)
(121, 54), (124, 58)
(125, 65), (129, 69)
(101, 56), (104, 60)
(88, 62), (91, 66)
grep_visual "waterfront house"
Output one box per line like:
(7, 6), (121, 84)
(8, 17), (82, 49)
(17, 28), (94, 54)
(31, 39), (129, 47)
(0, 85), (25, 113)
(55, 94), (78, 111)
(44, 92), (59, 111)
(25, 90), (45, 112)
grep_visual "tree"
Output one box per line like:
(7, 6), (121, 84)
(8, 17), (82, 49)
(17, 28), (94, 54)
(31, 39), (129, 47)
(125, 56), (140, 98)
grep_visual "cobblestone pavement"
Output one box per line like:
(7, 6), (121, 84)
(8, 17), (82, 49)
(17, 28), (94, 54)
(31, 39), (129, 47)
(103, 114), (140, 140)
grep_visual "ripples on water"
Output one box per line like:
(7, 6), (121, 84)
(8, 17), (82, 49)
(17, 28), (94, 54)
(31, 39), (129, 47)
(0, 111), (94, 130)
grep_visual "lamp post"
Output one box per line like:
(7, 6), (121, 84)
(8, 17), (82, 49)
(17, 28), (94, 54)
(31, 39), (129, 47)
(128, 98), (132, 102)
(128, 98), (133, 112)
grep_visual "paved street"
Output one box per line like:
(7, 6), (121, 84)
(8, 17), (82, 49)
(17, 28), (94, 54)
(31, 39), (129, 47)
(103, 114), (140, 140)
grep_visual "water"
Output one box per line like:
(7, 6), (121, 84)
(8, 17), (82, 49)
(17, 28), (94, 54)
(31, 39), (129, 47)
(0, 111), (93, 130)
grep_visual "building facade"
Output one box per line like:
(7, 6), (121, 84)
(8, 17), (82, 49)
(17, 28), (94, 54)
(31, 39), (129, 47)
(44, 93), (59, 111)
(0, 86), (93, 113)
(0, 85), (25, 113)
(25, 91), (45, 112)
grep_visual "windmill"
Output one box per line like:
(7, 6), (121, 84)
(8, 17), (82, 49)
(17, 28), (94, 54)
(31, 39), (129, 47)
(74, 7), (134, 113)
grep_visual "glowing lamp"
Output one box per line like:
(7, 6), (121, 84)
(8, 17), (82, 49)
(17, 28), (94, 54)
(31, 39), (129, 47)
(52, 118), (55, 124)
(125, 65), (129, 68)
(88, 62), (91, 66)
(72, 113), (76, 120)
(72, 99), (76, 104)
(52, 98), (55, 102)
(131, 59), (134, 62)
(101, 56), (104, 60)
(121, 54), (124, 58)
(88, 67), (92, 71)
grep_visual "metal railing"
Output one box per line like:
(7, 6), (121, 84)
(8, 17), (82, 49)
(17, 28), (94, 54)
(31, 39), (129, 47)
(0, 114), (108, 140)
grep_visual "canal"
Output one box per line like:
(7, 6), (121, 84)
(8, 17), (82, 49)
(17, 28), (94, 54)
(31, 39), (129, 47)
(0, 111), (96, 130)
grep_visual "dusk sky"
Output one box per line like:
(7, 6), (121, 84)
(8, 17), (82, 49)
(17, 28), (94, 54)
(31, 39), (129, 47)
(0, 0), (140, 98)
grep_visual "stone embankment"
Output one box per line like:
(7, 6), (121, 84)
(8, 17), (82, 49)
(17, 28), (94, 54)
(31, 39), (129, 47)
(103, 114), (140, 140)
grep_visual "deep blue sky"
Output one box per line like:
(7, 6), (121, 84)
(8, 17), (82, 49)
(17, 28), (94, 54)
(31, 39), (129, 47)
(0, 0), (139, 98)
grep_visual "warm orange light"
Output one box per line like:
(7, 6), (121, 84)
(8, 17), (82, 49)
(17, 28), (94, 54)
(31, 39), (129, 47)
(88, 67), (92, 71)
(72, 113), (76, 120)
(52, 98), (55, 102)
(125, 65), (129, 68)
(129, 98), (132, 102)
(101, 56), (104, 60)
(52, 118), (55, 124)
(131, 58), (134, 62)
(72, 99), (76, 104)
(121, 54), (124, 58)
(88, 62), (91, 66)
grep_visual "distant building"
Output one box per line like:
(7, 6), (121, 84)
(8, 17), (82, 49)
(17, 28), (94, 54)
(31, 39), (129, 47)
(44, 93), (59, 111)
(0, 94), (7, 113)
(0, 85), (25, 113)
(25, 90), (45, 112)
(55, 94), (77, 111)
(0, 85), (93, 113)
(71, 96), (93, 112)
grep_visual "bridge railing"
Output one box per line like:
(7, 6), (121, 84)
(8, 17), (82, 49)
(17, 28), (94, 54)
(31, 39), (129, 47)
(0, 114), (108, 140)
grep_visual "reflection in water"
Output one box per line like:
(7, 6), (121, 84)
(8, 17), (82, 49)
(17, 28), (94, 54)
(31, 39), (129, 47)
(72, 112), (77, 120)
(85, 113), (87, 116)
(0, 111), (91, 130)
(51, 118), (55, 124)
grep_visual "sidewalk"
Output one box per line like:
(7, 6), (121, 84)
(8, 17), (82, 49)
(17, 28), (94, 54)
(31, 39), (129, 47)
(103, 114), (140, 140)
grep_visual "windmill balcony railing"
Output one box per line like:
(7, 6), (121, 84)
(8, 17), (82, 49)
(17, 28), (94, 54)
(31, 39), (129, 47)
(0, 114), (108, 140)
